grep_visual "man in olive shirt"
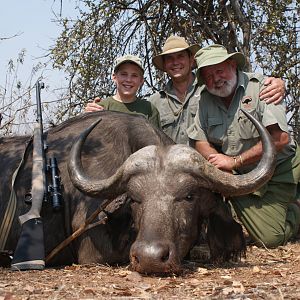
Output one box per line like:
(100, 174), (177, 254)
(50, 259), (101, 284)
(149, 36), (201, 144)
(188, 44), (300, 247)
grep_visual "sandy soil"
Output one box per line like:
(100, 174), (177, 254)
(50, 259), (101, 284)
(0, 240), (299, 299)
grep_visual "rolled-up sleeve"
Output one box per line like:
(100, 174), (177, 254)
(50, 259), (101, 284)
(262, 101), (289, 133)
(258, 77), (289, 133)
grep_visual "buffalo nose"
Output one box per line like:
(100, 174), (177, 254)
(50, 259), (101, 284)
(130, 240), (180, 274)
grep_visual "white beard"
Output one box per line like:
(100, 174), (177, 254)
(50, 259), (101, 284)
(207, 72), (237, 98)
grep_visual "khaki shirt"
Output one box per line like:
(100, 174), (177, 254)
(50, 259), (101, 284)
(148, 75), (203, 144)
(187, 71), (296, 172)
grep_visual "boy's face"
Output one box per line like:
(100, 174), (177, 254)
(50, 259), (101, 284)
(112, 63), (144, 100)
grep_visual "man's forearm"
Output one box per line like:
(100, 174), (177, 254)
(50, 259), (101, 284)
(229, 125), (289, 169)
(195, 140), (264, 171)
(194, 124), (288, 171)
(194, 140), (218, 160)
(237, 142), (263, 168)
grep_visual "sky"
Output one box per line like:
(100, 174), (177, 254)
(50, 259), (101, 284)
(0, 0), (78, 93)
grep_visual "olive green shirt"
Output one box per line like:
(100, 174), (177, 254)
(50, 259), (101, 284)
(187, 71), (296, 174)
(148, 74), (203, 144)
(99, 96), (161, 128)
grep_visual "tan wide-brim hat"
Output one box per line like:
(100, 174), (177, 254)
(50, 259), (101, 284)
(152, 35), (201, 71)
(195, 44), (245, 84)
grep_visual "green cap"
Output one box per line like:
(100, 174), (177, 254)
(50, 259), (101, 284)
(113, 55), (144, 73)
(195, 44), (245, 84)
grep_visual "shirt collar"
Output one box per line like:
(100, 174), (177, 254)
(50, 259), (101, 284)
(160, 73), (198, 97)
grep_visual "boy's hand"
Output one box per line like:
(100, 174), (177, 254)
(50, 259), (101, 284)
(85, 97), (105, 112)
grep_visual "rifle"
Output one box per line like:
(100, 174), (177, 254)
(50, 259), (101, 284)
(11, 81), (47, 270)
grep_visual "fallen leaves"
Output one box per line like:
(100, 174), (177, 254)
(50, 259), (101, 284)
(222, 280), (245, 295)
(0, 242), (299, 299)
(196, 267), (209, 275)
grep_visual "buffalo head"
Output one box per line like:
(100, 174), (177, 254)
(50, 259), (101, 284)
(68, 110), (276, 274)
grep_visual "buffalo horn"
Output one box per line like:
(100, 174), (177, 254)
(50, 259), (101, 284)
(68, 118), (125, 198)
(68, 118), (156, 198)
(170, 109), (277, 197)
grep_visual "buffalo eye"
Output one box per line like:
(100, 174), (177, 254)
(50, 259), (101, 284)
(185, 194), (193, 201)
(175, 193), (195, 202)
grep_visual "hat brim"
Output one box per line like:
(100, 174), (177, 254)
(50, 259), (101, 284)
(196, 52), (245, 85)
(153, 44), (201, 71)
(114, 60), (144, 73)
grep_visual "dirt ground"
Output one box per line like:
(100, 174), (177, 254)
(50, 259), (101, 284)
(0, 240), (299, 300)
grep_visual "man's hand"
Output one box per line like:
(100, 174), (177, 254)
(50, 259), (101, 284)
(194, 140), (236, 172)
(260, 77), (285, 105)
(207, 153), (235, 172)
(84, 97), (105, 112)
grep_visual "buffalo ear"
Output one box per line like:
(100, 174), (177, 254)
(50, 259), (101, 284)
(207, 212), (246, 263)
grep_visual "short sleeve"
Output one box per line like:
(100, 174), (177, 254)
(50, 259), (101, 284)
(261, 101), (289, 133)
(187, 101), (208, 141)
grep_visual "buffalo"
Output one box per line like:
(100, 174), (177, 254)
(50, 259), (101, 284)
(0, 110), (276, 274)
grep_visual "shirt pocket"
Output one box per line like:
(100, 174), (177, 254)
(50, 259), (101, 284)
(207, 117), (224, 147)
(160, 112), (175, 128)
(160, 112), (176, 138)
(189, 103), (198, 118)
(238, 109), (260, 140)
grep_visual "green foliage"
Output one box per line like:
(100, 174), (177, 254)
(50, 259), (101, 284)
(250, 0), (299, 141)
(50, 0), (300, 141)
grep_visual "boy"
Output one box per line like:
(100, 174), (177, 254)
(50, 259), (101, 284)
(86, 55), (160, 128)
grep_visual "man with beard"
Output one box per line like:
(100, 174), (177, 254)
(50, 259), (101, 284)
(188, 44), (300, 248)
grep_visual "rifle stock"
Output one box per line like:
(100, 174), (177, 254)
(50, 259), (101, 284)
(19, 123), (45, 224)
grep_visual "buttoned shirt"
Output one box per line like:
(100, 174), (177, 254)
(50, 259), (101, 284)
(187, 71), (296, 173)
(148, 74), (203, 144)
